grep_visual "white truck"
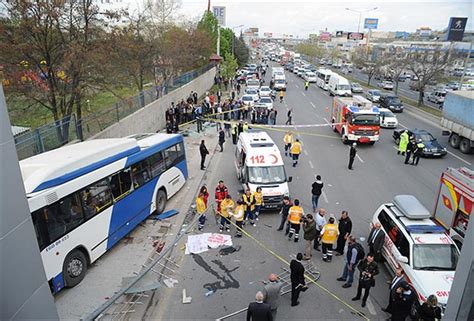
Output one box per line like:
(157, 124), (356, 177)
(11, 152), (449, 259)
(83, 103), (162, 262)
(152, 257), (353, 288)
(235, 131), (291, 209)
(441, 91), (474, 154)
(328, 74), (352, 97)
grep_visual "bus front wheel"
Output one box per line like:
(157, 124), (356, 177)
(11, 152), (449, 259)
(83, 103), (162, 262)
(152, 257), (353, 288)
(63, 250), (87, 288)
(156, 189), (167, 214)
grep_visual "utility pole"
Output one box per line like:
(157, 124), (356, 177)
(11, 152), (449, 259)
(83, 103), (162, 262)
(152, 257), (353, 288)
(207, 0), (211, 12)
(217, 26), (221, 56)
(460, 41), (473, 87)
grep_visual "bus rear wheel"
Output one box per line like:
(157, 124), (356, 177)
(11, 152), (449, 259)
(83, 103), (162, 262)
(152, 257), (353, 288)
(63, 250), (87, 288)
(156, 189), (167, 214)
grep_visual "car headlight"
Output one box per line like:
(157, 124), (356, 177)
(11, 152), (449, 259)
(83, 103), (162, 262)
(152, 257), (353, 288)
(443, 147), (447, 151)
(423, 147), (429, 152)
(390, 105), (395, 108)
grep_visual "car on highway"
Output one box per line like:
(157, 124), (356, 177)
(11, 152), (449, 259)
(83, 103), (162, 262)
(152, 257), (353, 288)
(246, 79), (261, 90)
(372, 195), (459, 310)
(241, 94), (255, 107)
(393, 129), (447, 157)
(273, 79), (287, 91)
(366, 89), (382, 102)
(379, 108), (398, 128)
(257, 97), (273, 110)
(350, 82), (364, 93)
(297, 68), (307, 77)
(259, 86), (272, 97)
(446, 82), (460, 91)
(427, 90), (447, 105)
(244, 88), (259, 101)
(292, 66), (301, 74)
(285, 63), (294, 71)
(378, 80), (394, 90)
(379, 94), (404, 113)
(303, 71), (317, 83)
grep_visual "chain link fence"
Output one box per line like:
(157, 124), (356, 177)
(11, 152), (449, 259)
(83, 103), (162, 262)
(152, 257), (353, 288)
(14, 64), (214, 160)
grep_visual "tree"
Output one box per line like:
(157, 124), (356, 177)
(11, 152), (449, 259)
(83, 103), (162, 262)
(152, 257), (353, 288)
(351, 47), (383, 86)
(146, 0), (182, 26)
(0, 0), (106, 142)
(221, 53), (238, 80)
(406, 47), (455, 105)
(295, 43), (326, 63)
(197, 11), (218, 53)
(233, 33), (249, 66)
(384, 53), (408, 95)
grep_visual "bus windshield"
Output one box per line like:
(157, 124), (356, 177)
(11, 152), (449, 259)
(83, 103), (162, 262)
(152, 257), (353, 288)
(351, 114), (380, 125)
(248, 165), (286, 184)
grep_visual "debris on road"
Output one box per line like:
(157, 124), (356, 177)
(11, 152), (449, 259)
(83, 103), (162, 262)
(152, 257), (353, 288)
(219, 245), (241, 256)
(185, 233), (233, 254)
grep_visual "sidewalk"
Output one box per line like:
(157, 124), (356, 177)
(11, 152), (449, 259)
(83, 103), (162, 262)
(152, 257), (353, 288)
(55, 124), (221, 320)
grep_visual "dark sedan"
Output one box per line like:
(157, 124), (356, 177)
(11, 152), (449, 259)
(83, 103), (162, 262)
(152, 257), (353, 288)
(393, 129), (447, 157)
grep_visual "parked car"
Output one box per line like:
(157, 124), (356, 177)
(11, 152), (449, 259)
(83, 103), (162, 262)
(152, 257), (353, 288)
(372, 195), (459, 310)
(350, 82), (363, 93)
(366, 89), (382, 102)
(393, 129), (447, 157)
(446, 82), (460, 90)
(378, 80), (394, 90)
(379, 108), (398, 128)
(379, 94), (404, 113)
(427, 90), (447, 104)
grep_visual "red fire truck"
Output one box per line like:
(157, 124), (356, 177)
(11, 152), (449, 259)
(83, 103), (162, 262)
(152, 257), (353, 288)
(331, 95), (381, 144)
(433, 167), (473, 249)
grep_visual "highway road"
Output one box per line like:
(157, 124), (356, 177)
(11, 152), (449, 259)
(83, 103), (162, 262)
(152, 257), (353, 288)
(154, 65), (472, 321)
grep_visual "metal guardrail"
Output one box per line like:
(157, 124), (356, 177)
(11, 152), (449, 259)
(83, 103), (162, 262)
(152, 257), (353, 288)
(14, 63), (214, 160)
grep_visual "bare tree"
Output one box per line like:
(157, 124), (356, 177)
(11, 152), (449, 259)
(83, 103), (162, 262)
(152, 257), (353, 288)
(406, 47), (454, 106)
(146, 0), (182, 26)
(384, 52), (408, 95)
(351, 47), (383, 86)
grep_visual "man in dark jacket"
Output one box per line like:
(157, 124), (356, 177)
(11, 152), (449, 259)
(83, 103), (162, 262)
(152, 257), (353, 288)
(367, 222), (384, 262)
(337, 236), (362, 288)
(247, 291), (273, 321)
(348, 142), (357, 170)
(290, 253), (306, 307)
(277, 196), (292, 234)
(199, 140), (209, 170)
(404, 137), (416, 164)
(335, 211), (352, 255)
(352, 253), (379, 307)
(382, 267), (406, 314)
(391, 283), (416, 321)
(303, 214), (317, 260)
(218, 129), (225, 152)
(311, 175), (323, 212)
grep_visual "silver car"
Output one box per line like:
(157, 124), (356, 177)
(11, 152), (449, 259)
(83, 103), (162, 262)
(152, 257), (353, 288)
(366, 89), (381, 102)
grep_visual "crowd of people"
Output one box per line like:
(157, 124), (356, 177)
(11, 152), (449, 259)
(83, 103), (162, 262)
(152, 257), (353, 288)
(193, 176), (442, 321)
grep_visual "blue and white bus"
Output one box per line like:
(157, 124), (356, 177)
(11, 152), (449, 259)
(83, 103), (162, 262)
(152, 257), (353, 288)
(20, 133), (187, 293)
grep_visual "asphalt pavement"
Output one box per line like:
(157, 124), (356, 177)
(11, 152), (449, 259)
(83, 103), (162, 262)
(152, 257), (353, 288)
(152, 65), (472, 321)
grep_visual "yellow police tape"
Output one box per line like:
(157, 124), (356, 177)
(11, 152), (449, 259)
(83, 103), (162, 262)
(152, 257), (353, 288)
(203, 118), (341, 140)
(217, 214), (370, 320)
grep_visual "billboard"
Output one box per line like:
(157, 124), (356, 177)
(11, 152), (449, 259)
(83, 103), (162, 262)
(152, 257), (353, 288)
(364, 18), (379, 29)
(347, 32), (364, 40)
(249, 27), (259, 33)
(335, 31), (344, 37)
(264, 32), (273, 38)
(446, 17), (468, 41)
(320, 32), (331, 41)
(212, 6), (226, 26)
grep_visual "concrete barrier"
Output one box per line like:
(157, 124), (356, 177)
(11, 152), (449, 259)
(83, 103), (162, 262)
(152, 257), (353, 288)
(91, 67), (217, 139)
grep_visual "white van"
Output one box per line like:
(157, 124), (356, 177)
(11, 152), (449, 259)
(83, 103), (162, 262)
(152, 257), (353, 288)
(328, 74), (352, 96)
(235, 131), (291, 209)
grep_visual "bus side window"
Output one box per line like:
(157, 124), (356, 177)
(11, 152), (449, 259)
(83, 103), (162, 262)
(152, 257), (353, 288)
(109, 168), (132, 200)
(149, 152), (166, 177)
(164, 145), (179, 168)
(44, 193), (85, 243)
(131, 160), (151, 188)
(81, 178), (113, 218)
(32, 209), (49, 250)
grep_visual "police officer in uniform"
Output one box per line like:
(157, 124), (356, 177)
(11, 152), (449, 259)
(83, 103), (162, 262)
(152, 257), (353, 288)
(412, 139), (424, 166)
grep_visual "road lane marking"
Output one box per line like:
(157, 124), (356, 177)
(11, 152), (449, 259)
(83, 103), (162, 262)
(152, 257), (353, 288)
(323, 117), (331, 125)
(302, 92), (306, 96)
(295, 84), (299, 88)
(304, 150), (308, 156)
(310, 102), (316, 109)
(308, 160), (314, 168)
(398, 122), (408, 129)
(348, 146), (365, 163)
(447, 150), (472, 166)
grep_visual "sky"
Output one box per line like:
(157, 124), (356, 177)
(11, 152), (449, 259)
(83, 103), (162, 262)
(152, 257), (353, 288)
(175, 0), (473, 38)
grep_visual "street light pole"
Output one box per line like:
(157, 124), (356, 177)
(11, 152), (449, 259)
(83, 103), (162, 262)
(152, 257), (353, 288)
(345, 7), (378, 33)
(231, 24), (244, 57)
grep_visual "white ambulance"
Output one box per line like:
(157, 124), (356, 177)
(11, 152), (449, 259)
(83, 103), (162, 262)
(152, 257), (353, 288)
(235, 131), (291, 209)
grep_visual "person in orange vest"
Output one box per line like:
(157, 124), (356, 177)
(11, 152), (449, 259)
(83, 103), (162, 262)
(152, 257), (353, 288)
(291, 139), (302, 167)
(253, 187), (264, 221)
(320, 217), (339, 262)
(287, 199), (304, 243)
(232, 200), (245, 238)
(243, 189), (256, 226)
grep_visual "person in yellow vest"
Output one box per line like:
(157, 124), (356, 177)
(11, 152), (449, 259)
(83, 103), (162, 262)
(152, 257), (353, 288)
(219, 194), (235, 233)
(291, 139), (302, 167)
(287, 199), (304, 242)
(279, 90), (285, 103)
(231, 122), (238, 145)
(320, 217), (339, 262)
(243, 122), (249, 132)
(242, 189), (256, 226)
(196, 191), (207, 231)
(283, 131), (294, 157)
(253, 187), (264, 221)
(232, 200), (245, 237)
